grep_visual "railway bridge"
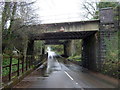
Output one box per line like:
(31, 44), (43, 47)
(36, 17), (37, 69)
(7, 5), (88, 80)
(27, 8), (118, 71)
(2, 8), (119, 89)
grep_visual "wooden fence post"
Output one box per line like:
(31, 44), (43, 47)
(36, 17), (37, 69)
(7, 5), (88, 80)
(17, 57), (20, 76)
(9, 56), (12, 81)
(29, 56), (30, 69)
(22, 56), (24, 73)
(26, 56), (28, 71)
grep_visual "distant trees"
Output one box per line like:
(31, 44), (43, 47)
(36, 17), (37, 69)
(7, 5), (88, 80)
(74, 40), (82, 56)
(49, 45), (64, 55)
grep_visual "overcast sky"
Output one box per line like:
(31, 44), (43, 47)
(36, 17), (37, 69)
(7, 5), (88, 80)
(32, 0), (119, 24)
(34, 0), (98, 24)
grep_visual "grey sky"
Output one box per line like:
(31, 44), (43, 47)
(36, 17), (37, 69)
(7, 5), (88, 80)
(34, 0), (97, 24)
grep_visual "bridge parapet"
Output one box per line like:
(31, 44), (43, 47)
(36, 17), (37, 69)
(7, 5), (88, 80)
(41, 20), (99, 33)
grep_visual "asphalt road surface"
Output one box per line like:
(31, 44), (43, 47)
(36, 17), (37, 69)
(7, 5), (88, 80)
(14, 54), (117, 89)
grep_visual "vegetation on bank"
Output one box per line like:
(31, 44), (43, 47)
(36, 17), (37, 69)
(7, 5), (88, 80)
(67, 55), (81, 62)
(67, 40), (82, 62)
(102, 32), (119, 79)
(2, 54), (20, 76)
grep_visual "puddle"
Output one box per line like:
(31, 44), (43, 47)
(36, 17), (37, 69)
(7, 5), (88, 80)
(37, 77), (48, 80)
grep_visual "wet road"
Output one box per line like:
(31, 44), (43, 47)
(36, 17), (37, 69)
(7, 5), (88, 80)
(14, 55), (117, 88)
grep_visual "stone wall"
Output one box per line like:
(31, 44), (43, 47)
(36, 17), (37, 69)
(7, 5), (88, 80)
(82, 32), (98, 71)
(96, 7), (119, 78)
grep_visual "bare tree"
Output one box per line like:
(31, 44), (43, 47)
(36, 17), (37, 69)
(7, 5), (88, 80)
(16, 2), (39, 25)
(2, 1), (39, 55)
(0, 2), (4, 89)
(13, 1), (39, 57)
(2, 2), (18, 54)
(82, 2), (98, 19)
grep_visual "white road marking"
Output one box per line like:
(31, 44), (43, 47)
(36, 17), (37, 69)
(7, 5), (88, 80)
(64, 71), (84, 89)
(55, 59), (60, 67)
(55, 57), (84, 90)
(55, 58), (62, 70)
(64, 71), (74, 80)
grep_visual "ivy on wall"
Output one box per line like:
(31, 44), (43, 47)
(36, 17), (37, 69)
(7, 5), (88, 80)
(102, 32), (119, 79)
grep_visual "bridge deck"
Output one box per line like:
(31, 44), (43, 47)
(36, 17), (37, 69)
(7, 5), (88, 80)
(41, 19), (99, 32)
(32, 31), (97, 40)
